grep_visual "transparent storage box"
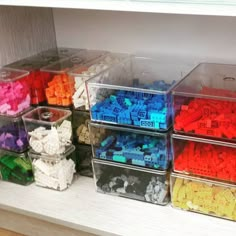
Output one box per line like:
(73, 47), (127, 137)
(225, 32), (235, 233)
(38, 47), (82, 63)
(0, 150), (34, 185)
(76, 144), (93, 177)
(69, 53), (130, 110)
(6, 49), (75, 105)
(173, 63), (236, 140)
(93, 159), (170, 205)
(90, 123), (172, 170)
(41, 49), (107, 107)
(29, 145), (76, 191)
(87, 56), (182, 131)
(171, 172), (236, 221)
(0, 68), (30, 115)
(72, 110), (91, 145)
(0, 109), (32, 153)
(22, 106), (72, 155)
(172, 134), (236, 183)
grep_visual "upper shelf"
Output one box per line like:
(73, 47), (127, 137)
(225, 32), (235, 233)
(1, 0), (236, 16)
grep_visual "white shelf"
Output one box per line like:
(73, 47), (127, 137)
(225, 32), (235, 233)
(0, 176), (235, 236)
(1, 0), (236, 16)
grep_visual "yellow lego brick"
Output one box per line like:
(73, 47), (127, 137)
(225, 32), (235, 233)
(186, 181), (203, 192)
(177, 185), (187, 202)
(192, 197), (205, 206)
(176, 201), (189, 210)
(222, 189), (235, 202)
(172, 178), (184, 202)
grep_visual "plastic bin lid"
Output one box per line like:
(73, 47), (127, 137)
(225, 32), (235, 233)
(172, 63), (236, 100)
(22, 106), (71, 125)
(69, 52), (130, 76)
(41, 49), (107, 74)
(0, 68), (29, 82)
(39, 47), (82, 59)
(6, 53), (54, 71)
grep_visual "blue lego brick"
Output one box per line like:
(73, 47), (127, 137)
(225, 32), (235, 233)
(101, 136), (115, 150)
(103, 114), (117, 123)
(132, 159), (145, 166)
(140, 119), (155, 129)
(91, 81), (175, 129)
(95, 131), (170, 170)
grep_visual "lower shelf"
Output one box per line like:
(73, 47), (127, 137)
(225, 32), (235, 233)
(0, 176), (235, 236)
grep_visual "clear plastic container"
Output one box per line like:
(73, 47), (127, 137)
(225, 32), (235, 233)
(0, 109), (32, 153)
(69, 53), (130, 110)
(0, 68), (30, 115)
(171, 172), (236, 221)
(93, 159), (170, 205)
(6, 48), (81, 105)
(0, 150), (34, 185)
(22, 106), (72, 155)
(38, 47), (82, 63)
(87, 56), (182, 131)
(173, 63), (236, 140)
(76, 144), (93, 177)
(172, 134), (236, 183)
(72, 110), (91, 145)
(29, 145), (76, 191)
(90, 123), (172, 170)
(41, 49), (107, 107)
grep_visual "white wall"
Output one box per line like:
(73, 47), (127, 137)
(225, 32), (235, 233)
(54, 9), (236, 66)
(0, 6), (56, 66)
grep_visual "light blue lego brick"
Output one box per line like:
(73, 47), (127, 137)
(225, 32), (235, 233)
(132, 159), (145, 166)
(100, 136), (115, 150)
(159, 123), (168, 129)
(113, 155), (126, 163)
(99, 151), (107, 159)
(113, 151), (124, 156)
(103, 114), (117, 123)
(144, 155), (152, 162)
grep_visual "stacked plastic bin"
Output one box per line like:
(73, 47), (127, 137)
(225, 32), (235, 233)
(0, 68), (34, 185)
(86, 56), (181, 205)
(38, 49), (110, 176)
(5, 47), (82, 106)
(69, 53), (130, 177)
(171, 63), (236, 221)
(22, 106), (77, 191)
